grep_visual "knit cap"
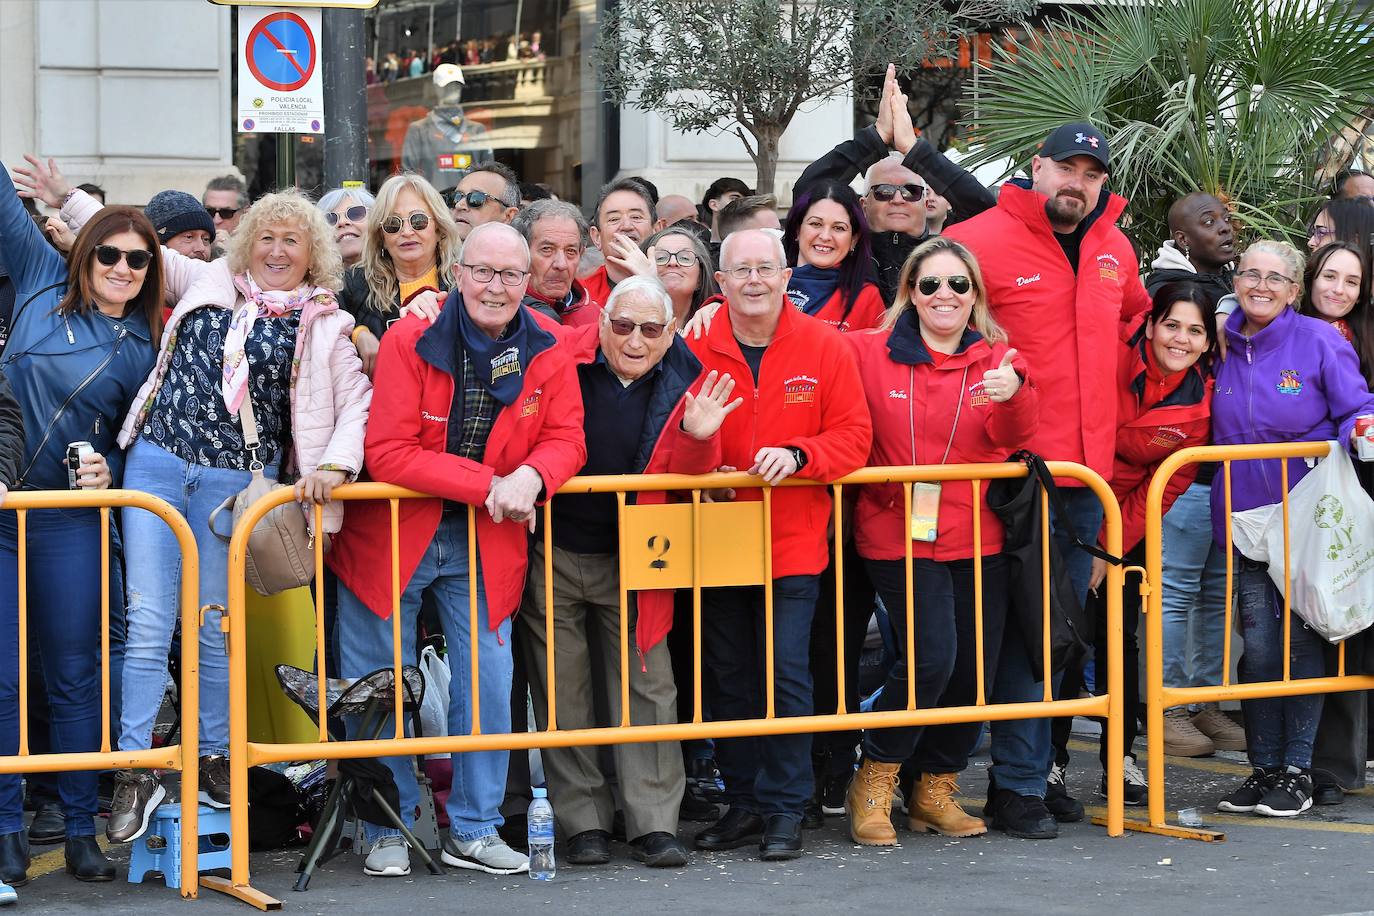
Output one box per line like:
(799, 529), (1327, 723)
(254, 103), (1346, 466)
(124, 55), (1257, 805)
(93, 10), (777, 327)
(144, 190), (216, 242)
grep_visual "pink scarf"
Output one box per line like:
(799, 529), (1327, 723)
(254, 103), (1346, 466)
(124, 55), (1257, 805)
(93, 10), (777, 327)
(222, 274), (333, 413)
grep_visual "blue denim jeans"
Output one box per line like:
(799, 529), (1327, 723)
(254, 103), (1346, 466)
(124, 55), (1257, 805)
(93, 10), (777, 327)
(1236, 557), (1325, 769)
(990, 487), (1103, 796)
(701, 575), (819, 818)
(0, 508), (111, 837)
(1160, 482), (1228, 691)
(119, 440), (274, 757)
(336, 513), (513, 842)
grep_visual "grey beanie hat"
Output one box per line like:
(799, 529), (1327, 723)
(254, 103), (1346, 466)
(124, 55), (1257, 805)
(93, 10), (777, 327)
(144, 190), (216, 243)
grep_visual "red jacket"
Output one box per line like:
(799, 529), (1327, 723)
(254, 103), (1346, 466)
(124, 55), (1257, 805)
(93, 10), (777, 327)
(810, 282), (887, 334)
(580, 264), (612, 312)
(327, 302), (587, 628)
(687, 300), (873, 578)
(1105, 315), (1213, 552)
(944, 182), (1150, 481)
(561, 324), (721, 653)
(848, 314), (1038, 561)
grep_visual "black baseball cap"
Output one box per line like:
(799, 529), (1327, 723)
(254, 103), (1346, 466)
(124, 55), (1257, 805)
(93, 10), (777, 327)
(1039, 122), (1110, 174)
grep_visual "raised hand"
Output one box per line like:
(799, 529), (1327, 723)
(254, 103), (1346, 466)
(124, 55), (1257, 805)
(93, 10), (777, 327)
(12, 155), (72, 209)
(875, 63), (896, 146)
(890, 80), (919, 155)
(682, 370), (743, 440)
(982, 348), (1022, 403)
(605, 233), (656, 279)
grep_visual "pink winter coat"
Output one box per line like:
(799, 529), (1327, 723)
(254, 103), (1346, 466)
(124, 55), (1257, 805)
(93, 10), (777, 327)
(62, 192), (373, 535)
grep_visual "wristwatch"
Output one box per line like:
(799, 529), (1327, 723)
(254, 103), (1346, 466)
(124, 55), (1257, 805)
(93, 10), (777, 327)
(785, 446), (808, 471)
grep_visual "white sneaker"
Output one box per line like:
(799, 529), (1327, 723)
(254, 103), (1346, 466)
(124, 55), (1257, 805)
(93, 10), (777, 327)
(363, 835), (411, 877)
(441, 834), (529, 875)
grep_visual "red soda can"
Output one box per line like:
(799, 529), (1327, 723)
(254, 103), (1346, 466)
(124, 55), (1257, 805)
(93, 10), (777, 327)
(1356, 415), (1374, 461)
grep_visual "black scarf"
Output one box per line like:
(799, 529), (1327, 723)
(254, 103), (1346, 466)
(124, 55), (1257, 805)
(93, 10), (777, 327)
(455, 297), (535, 405)
(787, 263), (841, 316)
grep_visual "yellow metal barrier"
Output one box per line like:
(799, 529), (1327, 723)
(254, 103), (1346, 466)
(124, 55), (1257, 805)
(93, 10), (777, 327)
(1, 489), (202, 895)
(1140, 442), (1374, 840)
(210, 463), (1126, 909)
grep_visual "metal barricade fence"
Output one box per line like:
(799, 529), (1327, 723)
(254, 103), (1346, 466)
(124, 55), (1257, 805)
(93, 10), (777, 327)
(1, 490), (202, 896)
(1140, 442), (1374, 840)
(211, 463), (1126, 910)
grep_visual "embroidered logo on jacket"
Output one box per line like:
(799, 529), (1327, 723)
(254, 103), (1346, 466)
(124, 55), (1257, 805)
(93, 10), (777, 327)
(521, 388), (543, 417)
(1276, 369), (1303, 396)
(887, 389), (908, 400)
(1149, 426), (1188, 448)
(491, 346), (521, 381)
(783, 375), (818, 406)
(967, 379), (990, 407)
(421, 410), (448, 423)
(1016, 274), (1041, 287)
(1096, 253), (1119, 282)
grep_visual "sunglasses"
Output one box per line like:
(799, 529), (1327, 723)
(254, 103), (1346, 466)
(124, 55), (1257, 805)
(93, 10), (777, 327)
(381, 212), (431, 234)
(915, 274), (971, 296)
(607, 317), (667, 339)
(206, 206), (240, 220)
(446, 189), (498, 209)
(870, 183), (925, 203)
(326, 205), (368, 226)
(95, 245), (153, 270)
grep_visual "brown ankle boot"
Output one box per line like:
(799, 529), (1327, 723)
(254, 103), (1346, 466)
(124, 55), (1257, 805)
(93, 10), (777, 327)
(908, 772), (987, 837)
(846, 758), (900, 846)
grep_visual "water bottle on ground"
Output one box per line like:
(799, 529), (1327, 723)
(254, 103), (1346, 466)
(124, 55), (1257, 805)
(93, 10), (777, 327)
(527, 787), (555, 880)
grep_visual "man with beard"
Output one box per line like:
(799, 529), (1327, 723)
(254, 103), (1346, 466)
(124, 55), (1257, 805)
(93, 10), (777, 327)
(942, 121), (1150, 840)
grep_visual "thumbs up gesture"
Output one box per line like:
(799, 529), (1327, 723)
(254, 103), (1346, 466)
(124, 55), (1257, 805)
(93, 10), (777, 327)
(982, 348), (1022, 403)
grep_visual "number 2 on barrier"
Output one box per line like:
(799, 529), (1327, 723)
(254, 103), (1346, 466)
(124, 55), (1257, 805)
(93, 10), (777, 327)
(620, 501), (768, 590)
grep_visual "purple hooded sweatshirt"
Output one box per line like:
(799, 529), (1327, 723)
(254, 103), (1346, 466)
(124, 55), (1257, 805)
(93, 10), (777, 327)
(1209, 300), (1374, 547)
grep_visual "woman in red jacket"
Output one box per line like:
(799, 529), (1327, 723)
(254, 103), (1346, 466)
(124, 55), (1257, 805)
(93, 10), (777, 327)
(783, 180), (887, 333)
(844, 237), (1038, 846)
(1082, 280), (1216, 806)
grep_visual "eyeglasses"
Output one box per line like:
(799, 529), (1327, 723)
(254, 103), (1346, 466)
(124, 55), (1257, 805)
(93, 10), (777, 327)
(1235, 269), (1294, 288)
(446, 189), (500, 209)
(463, 263), (529, 286)
(326, 205), (368, 226)
(1309, 224), (1336, 244)
(94, 245), (153, 270)
(915, 274), (972, 296)
(206, 207), (240, 220)
(654, 250), (698, 267)
(870, 183), (925, 203)
(381, 212), (431, 234)
(608, 317), (667, 339)
(722, 263), (781, 280)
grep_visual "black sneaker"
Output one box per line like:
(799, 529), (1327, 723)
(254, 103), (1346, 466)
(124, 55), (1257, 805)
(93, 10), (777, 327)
(199, 755), (231, 809)
(800, 799), (824, 830)
(818, 773), (848, 817)
(1217, 766), (1279, 813)
(1045, 763), (1084, 823)
(1097, 756), (1148, 807)
(1254, 769), (1314, 818)
(985, 789), (1058, 839)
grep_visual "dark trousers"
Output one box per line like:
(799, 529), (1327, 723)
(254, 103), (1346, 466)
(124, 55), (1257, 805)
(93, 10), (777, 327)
(702, 575), (819, 818)
(0, 509), (108, 837)
(864, 555), (1008, 771)
(1053, 542), (1145, 768)
(1312, 630), (1374, 789)
(809, 539), (875, 779)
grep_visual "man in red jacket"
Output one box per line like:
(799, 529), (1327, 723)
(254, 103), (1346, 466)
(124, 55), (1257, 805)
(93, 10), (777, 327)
(328, 222), (586, 880)
(582, 178), (656, 307)
(687, 229), (872, 861)
(943, 122), (1150, 839)
(519, 276), (739, 869)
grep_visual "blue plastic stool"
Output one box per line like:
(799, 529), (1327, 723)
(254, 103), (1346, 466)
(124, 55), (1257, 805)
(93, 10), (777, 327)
(127, 803), (232, 889)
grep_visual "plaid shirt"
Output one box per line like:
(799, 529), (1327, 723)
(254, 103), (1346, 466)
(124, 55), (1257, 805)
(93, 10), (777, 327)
(450, 347), (498, 461)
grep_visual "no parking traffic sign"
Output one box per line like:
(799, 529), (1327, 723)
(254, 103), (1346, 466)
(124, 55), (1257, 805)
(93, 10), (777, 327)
(237, 6), (324, 134)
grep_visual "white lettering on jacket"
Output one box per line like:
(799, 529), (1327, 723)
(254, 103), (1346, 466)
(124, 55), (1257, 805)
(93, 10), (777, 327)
(422, 410), (448, 423)
(1016, 273), (1042, 287)
(887, 389), (908, 400)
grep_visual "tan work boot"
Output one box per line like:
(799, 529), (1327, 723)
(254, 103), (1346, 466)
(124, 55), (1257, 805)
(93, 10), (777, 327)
(1192, 703), (1247, 752)
(907, 772), (987, 837)
(1163, 706), (1215, 757)
(846, 758), (900, 846)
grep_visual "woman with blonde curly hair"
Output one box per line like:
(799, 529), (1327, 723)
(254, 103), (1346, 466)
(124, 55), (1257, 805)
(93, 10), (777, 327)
(341, 173), (461, 375)
(44, 183), (374, 841)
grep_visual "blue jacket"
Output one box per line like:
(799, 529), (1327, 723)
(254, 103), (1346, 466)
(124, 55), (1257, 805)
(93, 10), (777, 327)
(1210, 301), (1374, 545)
(0, 173), (156, 490)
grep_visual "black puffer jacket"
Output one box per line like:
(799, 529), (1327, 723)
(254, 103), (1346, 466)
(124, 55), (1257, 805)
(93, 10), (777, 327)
(0, 369), (23, 489)
(338, 265), (451, 341)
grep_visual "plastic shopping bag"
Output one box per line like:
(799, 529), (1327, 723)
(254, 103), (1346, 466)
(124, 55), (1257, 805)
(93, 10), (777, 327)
(419, 643), (451, 759)
(1231, 441), (1374, 642)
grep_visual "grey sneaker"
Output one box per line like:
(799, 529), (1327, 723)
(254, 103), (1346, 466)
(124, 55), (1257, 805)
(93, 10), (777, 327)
(441, 833), (529, 875)
(363, 835), (411, 877)
(198, 755), (231, 809)
(106, 771), (166, 843)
